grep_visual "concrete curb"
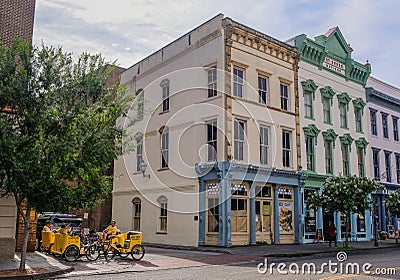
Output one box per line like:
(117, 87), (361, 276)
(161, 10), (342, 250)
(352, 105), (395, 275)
(142, 242), (233, 254)
(0, 266), (74, 280)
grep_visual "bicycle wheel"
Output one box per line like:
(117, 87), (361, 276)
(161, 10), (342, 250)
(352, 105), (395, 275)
(131, 244), (145, 260)
(86, 244), (100, 261)
(63, 245), (80, 262)
(104, 245), (116, 261)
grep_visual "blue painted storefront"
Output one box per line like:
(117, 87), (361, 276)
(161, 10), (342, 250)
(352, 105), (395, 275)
(196, 160), (303, 247)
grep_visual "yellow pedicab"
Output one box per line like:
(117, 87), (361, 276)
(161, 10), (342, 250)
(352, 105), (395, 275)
(42, 231), (86, 262)
(103, 231), (145, 261)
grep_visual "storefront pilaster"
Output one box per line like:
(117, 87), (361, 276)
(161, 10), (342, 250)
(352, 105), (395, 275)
(273, 184), (280, 244)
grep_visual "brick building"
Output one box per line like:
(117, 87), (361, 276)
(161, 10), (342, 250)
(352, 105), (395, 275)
(0, 0), (37, 260)
(0, 0), (36, 45)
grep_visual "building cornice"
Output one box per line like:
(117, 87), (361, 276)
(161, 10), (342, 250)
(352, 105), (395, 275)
(366, 87), (400, 110)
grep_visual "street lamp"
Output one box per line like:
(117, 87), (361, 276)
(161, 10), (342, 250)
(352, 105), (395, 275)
(140, 160), (150, 178)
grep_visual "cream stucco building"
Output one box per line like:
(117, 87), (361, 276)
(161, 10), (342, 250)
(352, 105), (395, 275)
(113, 14), (302, 246)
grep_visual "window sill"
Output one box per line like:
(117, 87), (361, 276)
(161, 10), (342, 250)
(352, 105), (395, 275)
(158, 168), (169, 172)
(305, 116), (315, 121)
(156, 231), (168, 235)
(159, 110), (170, 115)
(323, 121), (333, 125)
(340, 126), (349, 130)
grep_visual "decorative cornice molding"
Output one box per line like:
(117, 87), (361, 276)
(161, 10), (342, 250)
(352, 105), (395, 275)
(322, 129), (338, 147)
(303, 124), (321, 142)
(355, 137), (369, 154)
(337, 92), (351, 107)
(301, 79), (318, 99)
(352, 97), (366, 111)
(339, 133), (354, 151)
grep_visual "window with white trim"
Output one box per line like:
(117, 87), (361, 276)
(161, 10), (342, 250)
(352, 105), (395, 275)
(233, 67), (244, 97)
(282, 130), (291, 168)
(280, 83), (289, 111)
(258, 75), (269, 104)
(161, 128), (169, 168)
(157, 196), (168, 232)
(260, 126), (269, 165)
(207, 66), (217, 98)
(207, 120), (217, 161)
(234, 119), (246, 161)
(161, 80), (170, 112)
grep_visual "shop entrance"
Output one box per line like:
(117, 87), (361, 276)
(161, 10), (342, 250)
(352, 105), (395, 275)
(255, 185), (273, 243)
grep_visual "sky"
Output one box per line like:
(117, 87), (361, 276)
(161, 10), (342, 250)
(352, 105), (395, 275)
(33, 0), (400, 88)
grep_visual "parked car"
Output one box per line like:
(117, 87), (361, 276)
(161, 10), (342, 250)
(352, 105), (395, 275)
(36, 213), (83, 241)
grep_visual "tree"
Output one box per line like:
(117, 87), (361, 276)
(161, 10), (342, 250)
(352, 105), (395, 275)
(386, 190), (400, 216)
(0, 38), (135, 271)
(306, 175), (382, 247)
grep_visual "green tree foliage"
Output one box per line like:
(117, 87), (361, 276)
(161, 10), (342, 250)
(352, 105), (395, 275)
(386, 190), (400, 216)
(306, 175), (382, 247)
(0, 38), (135, 270)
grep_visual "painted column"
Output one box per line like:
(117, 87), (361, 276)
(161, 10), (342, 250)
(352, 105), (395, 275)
(365, 209), (372, 240)
(219, 161), (232, 247)
(273, 184), (280, 244)
(351, 213), (357, 240)
(294, 185), (300, 244)
(198, 178), (206, 246)
(249, 181), (256, 245)
(381, 196), (386, 231)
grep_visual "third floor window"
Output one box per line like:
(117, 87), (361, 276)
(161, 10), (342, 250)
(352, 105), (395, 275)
(382, 113), (388, 138)
(280, 83), (289, 111)
(233, 67), (244, 98)
(370, 110), (377, 135)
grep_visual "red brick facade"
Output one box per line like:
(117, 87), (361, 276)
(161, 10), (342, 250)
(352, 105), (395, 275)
(0, 0), (36, 45)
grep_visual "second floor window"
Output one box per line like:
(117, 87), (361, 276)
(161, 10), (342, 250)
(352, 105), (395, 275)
(306, 137), (315, 171)
(393, 117), (399, 141)
(341, 144), (350, 176)
(207, 66), (217, 98)
(339, 103), (347, 128)
(385, 151), (392, 182)
(357, 148), (364, 177)
(136, 138), (143, 172)
(322, 97), (331, 124)
(161, 129), (169, 168)
(370, 110), (377, 135)
(382, 113), (388, 138)
(234, 119), (245, 161)
(324, 141), (333, 174)
(207, 120), (217, 161)
(260, 126), (269, 165)
(372, 149), (380, 180)
(233, 67), (244, 97)
(258, 75), (269, 104)
(355, 109), (362, 132)
(304, 92), (313, 119)
(280, 83), (289, 111)
(282, 130), (291, 168)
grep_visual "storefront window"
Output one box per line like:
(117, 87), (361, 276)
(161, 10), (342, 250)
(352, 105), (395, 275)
(357, 213), (365, 232)
(207, 183), (219, 233)
(278, 187), (293, 233)
(231, 183), (248, 233)
(304, 189), (316, 234)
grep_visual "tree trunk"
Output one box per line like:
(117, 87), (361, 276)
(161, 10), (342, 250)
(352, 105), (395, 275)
(345, 213), (349, 248)
(18, 201), (31, 271)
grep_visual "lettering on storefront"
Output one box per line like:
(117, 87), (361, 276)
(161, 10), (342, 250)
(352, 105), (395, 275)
(323, 56), (345, 75)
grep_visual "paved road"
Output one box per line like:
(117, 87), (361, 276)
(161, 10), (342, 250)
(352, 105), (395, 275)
(52, 247), (400, 279)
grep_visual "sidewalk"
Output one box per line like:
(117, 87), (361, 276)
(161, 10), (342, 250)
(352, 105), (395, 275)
(0, 239), (398, 279)
(0, 251), (73, 280)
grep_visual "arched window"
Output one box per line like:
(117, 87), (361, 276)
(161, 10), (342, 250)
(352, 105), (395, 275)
(157, 195), (168, 232)
(132, 197), (141, 231)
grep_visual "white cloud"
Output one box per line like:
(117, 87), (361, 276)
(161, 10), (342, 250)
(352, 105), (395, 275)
(33, 0), (400, 86)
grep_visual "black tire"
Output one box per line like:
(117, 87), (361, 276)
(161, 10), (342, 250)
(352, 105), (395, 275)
(47, 243), (54, 254)
(104, 245), (116, 261)
(131, 244), (145, 260)
(119, 252), (129, 259)
(63, 245), (80, 262)
(86, 244), (100, 261)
